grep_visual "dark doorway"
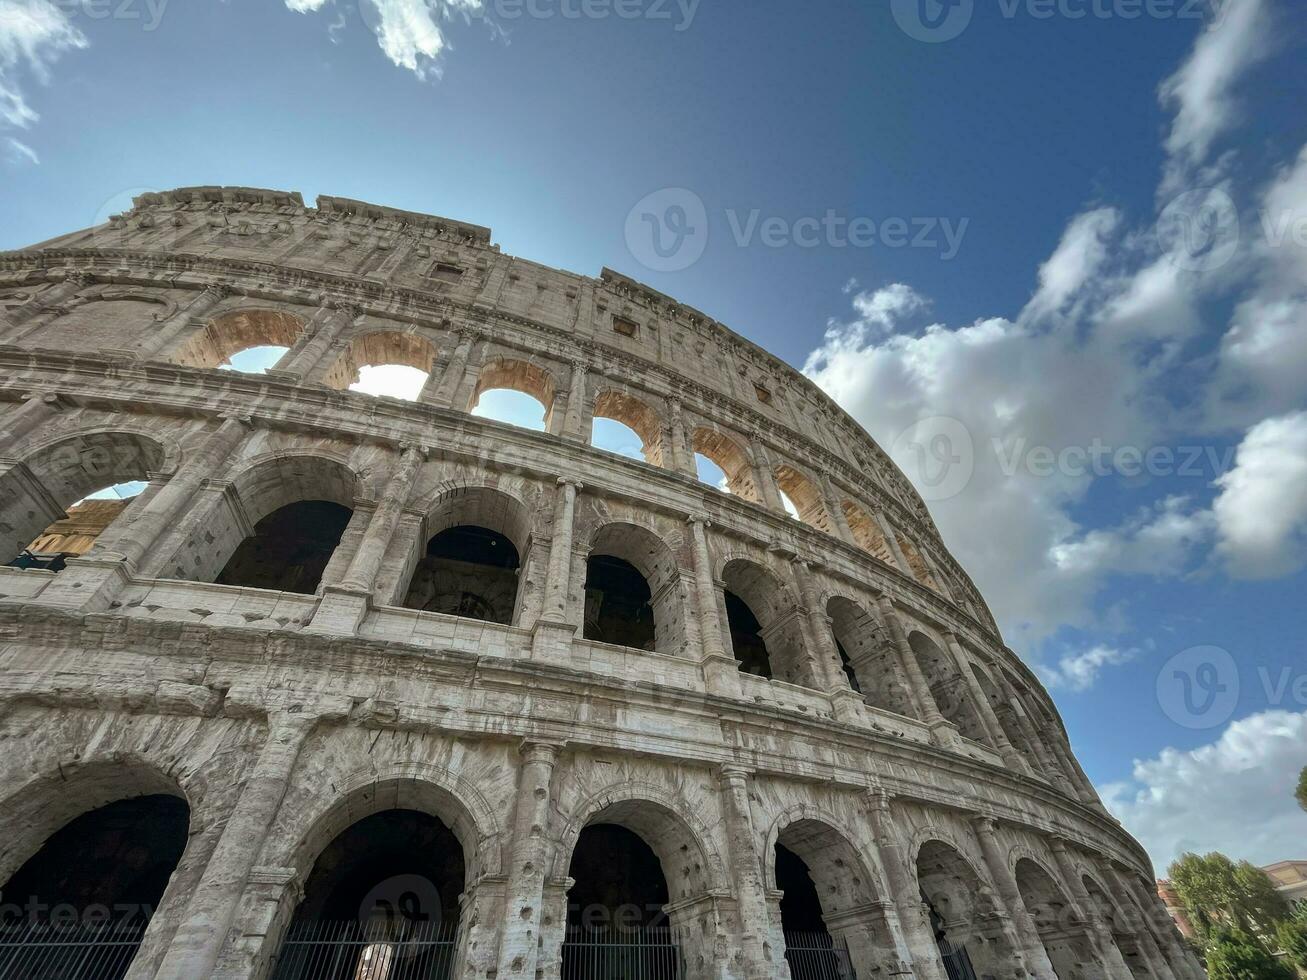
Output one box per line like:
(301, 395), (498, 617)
(724, 591), (772, 678)
(0, 794), (189, 980)
(926, 893), (978, 980)
(583, 555), (655, 650)
(776, 844), (853, 980)
(563, 824), (680, 980)
(214, 500), (351, 594)
(402, 526), (520, 624)
(273, 809), (464, 980)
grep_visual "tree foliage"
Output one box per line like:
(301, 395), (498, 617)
(1275, 918), (1307, 969)
(1204, 930), (1296, 980)
(1168, 852), (1291, 946)
(1296, 765), (1307, 814)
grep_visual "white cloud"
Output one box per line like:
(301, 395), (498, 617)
(350, 363), (428, 400)
(1101, 709), (1307, 871)
(1038, 645), (1134, 692)
(1212, 411), (1307, 579)
(3, 133), (36, 164)
(1158, 0), (1271, 189)
(1024, 207), (1119, 320)
(0, 0), (87, 129)
(285, 0), (486, 79)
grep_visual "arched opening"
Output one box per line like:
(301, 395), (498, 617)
(972, 664), (1045, 775)
(691, 428), (760, 502)
(773, 820), (898, 979)
(721, 559), (813, 688)
(322, 331), (438, 402)
(403, 526), (520, 624)
(895, 532), (941, 591)
(916, 840), (1019, 980)
(214, 500), (352, 594)
(582, 523), (684, 654)
(273, 810), (465, 980)
(1, 431), (164, 571)
(470, 358), (556, 431)
(908, 631), (990, 745)
(826, 597), (917, 718)
(1083, 874), (1149, 979)
(774, 465), (833, 534)
(1016, 858), (1099, 980)
(591, 391), (665, 466)
(171, 308), (305, 372)
(840, 500), (897, 565)
(0, 794), (189, 978)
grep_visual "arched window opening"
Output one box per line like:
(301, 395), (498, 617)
(972, 664), (1045, 776)
(273, 810), (464, 980)
(691, 429), (760, 502)
(470, 359), (556, 431)
(402, 526), (520, 625)
(591, 391), (664, 466)
(1084, 875), (1147, 977)
(584, 555), (655, 650)
(171, 308), (304, 371)
(322, 331), (438, 402)
(908, 631), (990, 745)
(917, 840), (1020, 980)
(776, 844), (847, 979)
(774, 465), (832, 534)
(214, 500), (351, 595)
(827, 598), (917, 718)
(841, 501), (896, 565)
(562, 825), (676, 980)
(724, 591), (771, 678)
(833, 636), (860, 693)
(1, 432), (163, 572)
(0, 795), (189, 978)
(694, 453), (731, 492)
(1016, 859), (1099, 980)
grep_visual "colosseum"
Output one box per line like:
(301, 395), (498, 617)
(0, 187), (1204, 980)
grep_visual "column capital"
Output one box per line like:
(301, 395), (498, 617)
(397, 441), (430, 459)
(556, 477), (583, 491)
(686, 513), (711, 529)
(969, 813), (998, 836)
(864, 786), (893, 813)
(717, 763), (753, 785)
(519, 741), (564, 765)
(216, 412), (254, 427)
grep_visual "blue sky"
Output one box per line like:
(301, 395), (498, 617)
(2, 0), (1306, 872)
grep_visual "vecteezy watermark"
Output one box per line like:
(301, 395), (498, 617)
(992, 437), (1236, 480)
(1156, 187), (1241, 272)
(49, 0), (170, 32)
(624, 188), (967, 272)
(1157, 645), (1239, 730)
(892, 0), (1225, 43)
(889, 416), (975, 503)
(356, 0), (701, 34)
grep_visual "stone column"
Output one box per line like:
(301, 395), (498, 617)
(667, 397), (696, 477)
(428, 328), (478, 409)
(748, 438), (786, 514)
(134, 283), (232, 360)
(790, 558), (862, 721)
(944, 633), (1030, 773)
(36, 416), (251, 611)
(717, 766), (784, 980)
(557, 360), (588, 441)
(970, 816), (1058, 980)
(154, 712), (322, 980)
(865, 789), (948, 980)
(688, 517), (740, 697)
(876, 512), (913, 575)
(0, 270), (91, 343)
(820, 474), (857, 546)
(875, 596), (960, 748)
(1122, 871), (1202, 980)
(0, 390), (67, 447)
(275, 301), (358, 379)
(1102, 866), (1179, 980)
(495, 742), (562, 979)
(531, 479), (581, 661)
(999, 679), (1069, 784)
(1048, 838), (1135, 980)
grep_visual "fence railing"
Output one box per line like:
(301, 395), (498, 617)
(0, 921), (147, 980)
(938, 936), (979, 980)
(270, 920), (457, 980)
(560, 925), (683, 980)
(782, 931), (857, 980)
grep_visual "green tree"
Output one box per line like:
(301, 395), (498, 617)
(1205, 930), (1296, 980)
(1169, 852), (1291, 946)
(1296, 765), (1307, 813)
(1276, 918), (1307, 969)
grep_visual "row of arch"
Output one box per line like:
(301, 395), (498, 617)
(113, 300), (962, 602)
(0, 427), (1068, 784)
(0, 754), (1186, 980)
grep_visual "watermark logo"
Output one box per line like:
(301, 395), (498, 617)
(1157, 187), (1240, 272)
(1157, 645), (1239, 730)
(624, 188), (709, 273)
(890, 415), (975, 502)
(891, 0), (974, 42)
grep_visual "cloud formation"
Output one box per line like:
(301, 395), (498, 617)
(1038, 645), (1135, 692)
(1213, 411), (1307, 578)
(0, 0), (87, 129)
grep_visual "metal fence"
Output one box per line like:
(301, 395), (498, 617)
(782, 931), (857, 980)
(560, 926), (683, 980)
(270, 920), (457, 980)
(0, 922), (148, 980)
(938, 937), (979, 980)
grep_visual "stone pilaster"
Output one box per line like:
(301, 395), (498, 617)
(717, 766), (785, 980)
(1048, 837), (1135, 980)
(276, 301), (358, 380)
(875, 596), (960, 749)
(945, 633), (1030, 773)
(970, 816), (1058, 980)
(688, 517), (740, 697)
(531, 479), (581, 661)
(134, 282), (232, 360)
(0, 270), (92, 343)
(0, 390), (68, 447)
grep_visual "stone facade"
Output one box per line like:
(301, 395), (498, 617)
(0, 186), (1205, 979)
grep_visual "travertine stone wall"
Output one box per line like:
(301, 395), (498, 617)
(0, 187), (1203, 980)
